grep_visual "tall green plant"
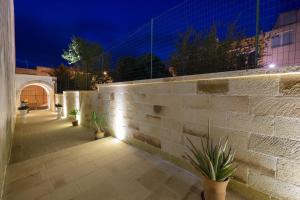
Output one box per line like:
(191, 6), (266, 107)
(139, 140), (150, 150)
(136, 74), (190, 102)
(185, 134), (237, 182)
(69, 109), (79, 119)
(91, 111), (107, 132)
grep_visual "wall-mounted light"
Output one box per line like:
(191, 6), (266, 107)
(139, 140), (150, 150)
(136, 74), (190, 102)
(268, 63), (276, 69)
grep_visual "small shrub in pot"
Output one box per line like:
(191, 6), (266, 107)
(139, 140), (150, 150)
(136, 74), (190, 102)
(185, 134), (237, 200)
(91, 111), (108, 140)
(69, 109), (79, 126)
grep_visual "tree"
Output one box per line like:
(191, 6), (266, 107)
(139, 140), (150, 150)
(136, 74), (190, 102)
(51, 64), (70, 93)
(136, 54), (167, 79)
(62, 36), (103, 73)
(115, 54), (167, 82)
(116, 56), (137, 81)
(170, 25), (258, 76)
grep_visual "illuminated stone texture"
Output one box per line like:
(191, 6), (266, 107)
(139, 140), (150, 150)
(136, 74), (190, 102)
(197, 79), (229, 94)
(58, 70), (300, 200)
(280, 74), (300, 96)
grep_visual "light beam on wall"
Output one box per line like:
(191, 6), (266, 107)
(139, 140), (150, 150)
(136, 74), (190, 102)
(74, 91), (81, 125)
(113, 90), (126, 140)
(63, 93), (67, 118)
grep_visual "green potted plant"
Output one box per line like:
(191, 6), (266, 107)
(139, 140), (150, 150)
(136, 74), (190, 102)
(91, 111), (108, 140)
(21, 100), (29, 113)
(69, 109), (79, 126)
(185, 134), (237, 200)
(55, 104), (63, 119)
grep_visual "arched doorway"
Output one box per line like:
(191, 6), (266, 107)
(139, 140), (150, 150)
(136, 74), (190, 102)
(20, 85), (49, 110)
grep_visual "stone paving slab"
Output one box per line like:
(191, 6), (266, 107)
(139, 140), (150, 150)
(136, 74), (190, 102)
(5, 137), (245, 200)
(10, 111), (95, 164)
(6, 111), (245, 200)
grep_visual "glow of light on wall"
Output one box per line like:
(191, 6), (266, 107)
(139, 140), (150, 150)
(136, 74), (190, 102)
(268, 63), (276, 68)
(63, 93), (67, 118)
(113, 91), (126, 140)
(96, 70), (300, 91)
(74, 91), (81, 125)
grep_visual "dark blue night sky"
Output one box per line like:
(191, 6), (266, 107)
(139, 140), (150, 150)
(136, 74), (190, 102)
(15, 0), (182, 67)
(15, 0), (300, 68)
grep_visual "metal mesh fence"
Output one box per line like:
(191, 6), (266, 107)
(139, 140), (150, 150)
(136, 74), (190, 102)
(104, 0), (300, 82)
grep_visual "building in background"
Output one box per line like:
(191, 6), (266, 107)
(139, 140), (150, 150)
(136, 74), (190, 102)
(15, 66), (56, 111)
(16, 66), (55, 76)
(263, 9), (300, 67)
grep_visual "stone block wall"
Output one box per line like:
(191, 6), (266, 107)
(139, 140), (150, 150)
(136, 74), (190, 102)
(55, 91), (100, 127)
(58, 69), (300, 200)
(0, 0), (15, 199)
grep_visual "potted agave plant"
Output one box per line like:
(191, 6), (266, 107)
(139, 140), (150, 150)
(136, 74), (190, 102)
(69, 109), (79, 126)
(55, 104), (63, 119)
(185, 134), (237, 200)
(91, 111), (108, 140)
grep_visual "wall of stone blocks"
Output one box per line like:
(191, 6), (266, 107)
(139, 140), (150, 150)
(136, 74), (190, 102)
(58, 69), (300, 200)
(0, 0), (15, 199)
(55, 91), (100, 127)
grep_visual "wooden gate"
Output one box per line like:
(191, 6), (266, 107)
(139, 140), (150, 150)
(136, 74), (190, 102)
(20, 85), (48, 110)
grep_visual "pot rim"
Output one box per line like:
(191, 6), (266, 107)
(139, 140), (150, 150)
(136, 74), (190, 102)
(202, 175), (230, 184)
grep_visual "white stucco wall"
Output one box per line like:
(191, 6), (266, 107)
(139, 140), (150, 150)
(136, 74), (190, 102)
(0, 0), (15, 198)
(15, 74), (56, 111)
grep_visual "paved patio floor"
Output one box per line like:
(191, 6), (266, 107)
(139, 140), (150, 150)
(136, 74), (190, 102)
(10, 111), (95, 163)
(4, 111), (244, 200)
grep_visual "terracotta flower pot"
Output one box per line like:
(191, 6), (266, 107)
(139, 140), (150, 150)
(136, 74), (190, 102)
(72, 120), (78, 126)
(95, 131), (104, 140)
(203, 176), (229, 200)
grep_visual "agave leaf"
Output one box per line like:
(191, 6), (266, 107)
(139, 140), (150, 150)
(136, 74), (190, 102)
(200, 136), (206, 155)
(206, 132), (210, 152)
(223, 137), (229, 152)
(186, 138), (202, 159)
(186, 137), (198, 152)
(185, 153), (208, 177)
(185, 138), (210, 176)
(205, 153), (216, 181)
(217, 151), (224, 170)
(222, 155), (232, 167)
(185, 132), (237, 182)
(187, 138), (208, 164)
(214, 142), (222, 174)
(218, 165), (237, 181)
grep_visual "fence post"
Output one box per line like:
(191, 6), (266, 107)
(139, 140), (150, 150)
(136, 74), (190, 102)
(150, 18), (154, 79)
(255, 0), (260, 67)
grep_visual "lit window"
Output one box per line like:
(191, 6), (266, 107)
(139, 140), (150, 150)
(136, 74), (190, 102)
(271, 30), (294, 48)
(282, 31), (294, 45)
(271, 34), (281, 48)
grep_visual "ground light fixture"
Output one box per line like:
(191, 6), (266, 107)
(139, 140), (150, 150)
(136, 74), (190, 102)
(268, 63), (276, 68)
